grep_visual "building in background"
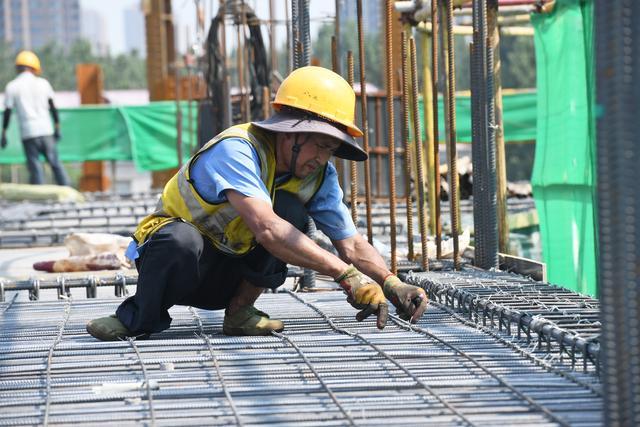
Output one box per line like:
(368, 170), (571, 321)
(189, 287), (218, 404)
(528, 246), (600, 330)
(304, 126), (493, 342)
(0, 0), (80, 51)
(81, 8), (108, 55)
(124, 6), (145, 57)
(338, 0), (381, 31)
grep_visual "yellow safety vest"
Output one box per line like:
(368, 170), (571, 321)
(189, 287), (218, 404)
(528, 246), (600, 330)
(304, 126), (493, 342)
(133, 123), (326, 255)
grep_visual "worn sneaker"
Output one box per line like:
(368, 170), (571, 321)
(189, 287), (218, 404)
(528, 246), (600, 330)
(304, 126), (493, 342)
(223, 305), (284, 336)
(86, 315), (133, 341)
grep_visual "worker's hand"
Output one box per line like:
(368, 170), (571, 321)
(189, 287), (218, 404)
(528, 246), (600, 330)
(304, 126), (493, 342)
(0, 134), (7, 149)
(383, 275), (428, 323)
(336, 265), (388, 329)
(53, 127), (61, 142)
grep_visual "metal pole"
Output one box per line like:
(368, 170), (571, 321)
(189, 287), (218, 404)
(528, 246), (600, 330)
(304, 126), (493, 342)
(384, 0), (398, 273)
(220, 4), (232, 128)
(443, 0), (460, 269)
(400, 31), (415, 262)
(356, 0), (373, 244)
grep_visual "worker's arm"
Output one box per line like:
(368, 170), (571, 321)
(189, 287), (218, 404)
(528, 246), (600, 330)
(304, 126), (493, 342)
(226, 189), (389, 328)
(226, 189), (348, 278)
(333, 233), (429, 323)
(332, 233), (391, 283)
(1, 108), (10, 149)
(48, 99), (60, 140)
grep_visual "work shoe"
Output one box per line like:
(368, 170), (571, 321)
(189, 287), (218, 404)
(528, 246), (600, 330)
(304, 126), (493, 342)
(223, 305), (284, 336)
(86, 314), (133, 341)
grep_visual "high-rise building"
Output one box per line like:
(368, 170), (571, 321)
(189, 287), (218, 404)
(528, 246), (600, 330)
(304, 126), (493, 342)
(124, 7), (145, 57)
(337, 0), (382, 32)
(0, 0), (80, 51)
(81, 8), (108, 56)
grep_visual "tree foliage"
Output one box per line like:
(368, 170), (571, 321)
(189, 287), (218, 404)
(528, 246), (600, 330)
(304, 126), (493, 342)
(0, 39), (146, 92)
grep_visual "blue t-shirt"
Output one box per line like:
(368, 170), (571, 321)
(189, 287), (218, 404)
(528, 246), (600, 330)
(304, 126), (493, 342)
(189, 137), (357, 241)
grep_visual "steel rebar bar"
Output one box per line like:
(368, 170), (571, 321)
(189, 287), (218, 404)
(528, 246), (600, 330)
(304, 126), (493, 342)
(400, 31), (415, 262)
(431, 0), (443, 259)
(409, 37), (429, 271)
(384, 0), (398, 274)
(356, 0), (373, 244)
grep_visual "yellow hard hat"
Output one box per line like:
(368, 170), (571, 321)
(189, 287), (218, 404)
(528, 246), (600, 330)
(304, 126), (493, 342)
(15, 50), (41, 74)
(272, 66), (363, 138)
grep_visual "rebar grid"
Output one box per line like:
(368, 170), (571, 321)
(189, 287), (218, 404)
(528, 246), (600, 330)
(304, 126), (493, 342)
(126, 337), (157, 426)
(0, 292), (602, 425)
(405, 271), (601, 374)
(189, 307), (244, 426)
(43, 297), (72, 427)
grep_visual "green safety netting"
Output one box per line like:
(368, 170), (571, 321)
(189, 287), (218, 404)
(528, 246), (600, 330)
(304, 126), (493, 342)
(531, 0), (596, 296)
(418, 91), (537, 143)
(0, 101), (198, 171)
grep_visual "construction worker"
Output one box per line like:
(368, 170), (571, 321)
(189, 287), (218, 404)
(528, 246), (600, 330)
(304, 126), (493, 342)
(86, 66), (428, 341)
(1, 50), (69, 186)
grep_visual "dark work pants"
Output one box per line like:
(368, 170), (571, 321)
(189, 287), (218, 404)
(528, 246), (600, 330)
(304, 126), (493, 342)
(116, 191), (309, 335)
(22, 135), (69, 186)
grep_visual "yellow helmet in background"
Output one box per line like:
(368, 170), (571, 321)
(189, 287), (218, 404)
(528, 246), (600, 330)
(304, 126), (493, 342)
(15, 50), (41, 74)
(272, 66), (363, 138)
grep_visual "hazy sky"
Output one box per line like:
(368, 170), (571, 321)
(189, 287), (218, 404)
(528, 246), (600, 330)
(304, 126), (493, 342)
(79, 0), (336, 55)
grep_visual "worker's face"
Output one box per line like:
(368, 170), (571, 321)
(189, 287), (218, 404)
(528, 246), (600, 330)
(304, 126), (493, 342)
(284, 133), (340, 178)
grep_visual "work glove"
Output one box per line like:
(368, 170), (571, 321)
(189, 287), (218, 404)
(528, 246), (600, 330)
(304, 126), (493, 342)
(53, 127), (61, 142)
(383, 275), (428, 323)
(336, 265), (389, 329)
(1, 134), (6, 149)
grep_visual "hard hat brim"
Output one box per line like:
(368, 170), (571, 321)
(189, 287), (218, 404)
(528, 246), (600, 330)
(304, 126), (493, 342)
(252, 111), (368, 162)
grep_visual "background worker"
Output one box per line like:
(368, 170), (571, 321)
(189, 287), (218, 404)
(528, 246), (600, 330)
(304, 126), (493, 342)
(86, 66), (428, 341)
(1, 50), (69, 186)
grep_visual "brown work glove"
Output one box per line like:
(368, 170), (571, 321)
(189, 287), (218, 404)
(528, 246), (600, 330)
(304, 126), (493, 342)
(383, 275), (428, 323)
(336, 265), (389, 329)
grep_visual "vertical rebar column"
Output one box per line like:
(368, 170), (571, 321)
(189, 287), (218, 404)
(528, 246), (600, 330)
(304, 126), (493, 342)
(236, 5), (247, 122)
(220, 6), (232, 128)
(443, 0), (460, 269)
(400, 32), (415, 262)
(291, 0), (300, 69)
(300, 0), (310, 67)
(431, 0), (442, 259)
(487, 0), (509, 255)
(347, 51), (358, 225)
(410, 37), (429, 271)
(384, 0), (398, 273)
(356, 0), (373, 244)
(596, 2), (640, 425)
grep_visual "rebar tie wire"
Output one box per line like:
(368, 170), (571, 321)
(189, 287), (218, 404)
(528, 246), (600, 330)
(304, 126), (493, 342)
(285, 290), (474, 427)
(126, 337), (157, 427)
(42, 296), (72, 427)
(388, 315), (571, 427)
(189, 307), (244, 427)
(271, 330), (357, 426)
